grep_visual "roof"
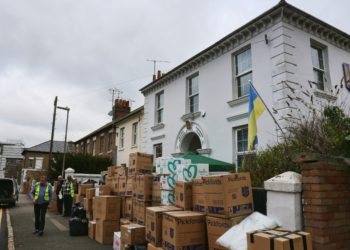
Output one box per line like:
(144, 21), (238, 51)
(175, 152), (234, 172)
(75, 105), (144, 143)
(140, 0), (350, 94)
(23, 140), (74, 154)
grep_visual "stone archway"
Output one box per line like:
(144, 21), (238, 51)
(180, 132), (202, 153)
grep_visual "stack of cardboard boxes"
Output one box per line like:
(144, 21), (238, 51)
(76, 183), (94, 204)
(83, 187), (96, 219)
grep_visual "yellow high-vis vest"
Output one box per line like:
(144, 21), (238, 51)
(34, 183), (50, 201)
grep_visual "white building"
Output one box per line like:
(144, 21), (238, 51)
(140, 0), (350, 168)
(0, 140), (24, 178)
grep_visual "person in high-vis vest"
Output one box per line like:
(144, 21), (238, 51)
(62, 175), (75, 217)
(29, 175), (53, 236)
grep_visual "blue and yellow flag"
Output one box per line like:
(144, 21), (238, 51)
(248, 84), (266, 151)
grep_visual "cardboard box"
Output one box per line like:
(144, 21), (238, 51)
(83, 198), (93, 212)
(152, 176), (161, 203)
(135, 174), (153, 201)
(88, 220), (96, 240)
(86, 188), (96, 200)
(178, 164), (209, 181)
(155, 157), (190, 175)
(108, 166), (119, 177)
(87, 210), (93, 220)
(159, 174), (178, 190)
(134, 200), (152, 225)
(247, 228), (313, 250)
(128, 152), (153, 176)
(145, 206), (183, 247)
(121, 197), (126, 218)
(162, 211), (206, 250)
(94, 196), (121, 220)
(113, 232), (121, 250)
(116, 167), (128, 177)
(119, 176), (127, 196)
(75, 194), (83, 204)
(78, 183), (94, 196)
(106, 176), (114, 189)
(206, 215), (246, 250)
(120, 218), (131, 226)
(125, 197), (133, 220)
(147, 243), (163, 250)
(121, 223), (147, 245)
(95, 219), (120, 244)
(192, 179), (206, 214)
(203, 173), (253, 218)
(99, 185), (112, 196)
(125, 177), (134, 197)
(161, 190), (175, 205)
(174, 181), (192, 210)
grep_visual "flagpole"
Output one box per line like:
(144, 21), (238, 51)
(249, 81), (285, 134)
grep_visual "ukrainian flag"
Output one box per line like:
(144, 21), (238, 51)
(248, 84), (266, 151)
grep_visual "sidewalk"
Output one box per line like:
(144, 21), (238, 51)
(10, 194), (111, 250)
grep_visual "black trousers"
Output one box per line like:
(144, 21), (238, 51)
(34, 203), (48, 231)
(56, 197), (63, 214)
(63, 195), (73, 217)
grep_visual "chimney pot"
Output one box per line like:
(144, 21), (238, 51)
(157, 70), (161, 79)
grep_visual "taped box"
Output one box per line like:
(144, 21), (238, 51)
(174, 181), (192, 210)
(206, 215), (246, 250)
(192, 179), (206, 214)
(78, 183), (94, 196)
(128, 152), (153, 176)
(145, 206), (182, 247)
(135, 174), (153, 201)
(93, 196), (121, 221)
(121, 223), (147, 246)
(203, 173), (253, 218)
(95, 219), (120, 244)
(247, 228), (313, 250)
(162, 211), (206, 250)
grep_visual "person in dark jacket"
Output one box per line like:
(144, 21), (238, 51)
(29, 175), (53, 236)
(62, 176), (75, 217)
(56, 175), (64, 214)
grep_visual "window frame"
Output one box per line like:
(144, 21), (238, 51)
(119, 127), (125, 149)
(232, 46), (252, 99)
(187, 73), (199, 113)
(132, 122), (138, 146)
(108, 132), (113, 152)
(92, 140), (96, 156)
(310, 41), (329, 91)
(153, 143), (162, 161)
(99, 134), (104, 153)
(233, 125), (255, 171)
(155, 91), (164, 125)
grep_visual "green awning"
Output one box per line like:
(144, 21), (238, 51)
(176, 152), (235, 172)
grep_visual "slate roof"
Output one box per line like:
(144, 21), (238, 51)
(23, 140), (74, 154)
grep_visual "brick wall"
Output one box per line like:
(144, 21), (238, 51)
(298, 154), (350, 250)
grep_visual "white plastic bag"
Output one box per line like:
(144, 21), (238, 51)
(216, 212), (279, 250)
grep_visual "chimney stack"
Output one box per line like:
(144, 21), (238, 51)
(157, 70), (161, 79)
(113, 99), (131, 121)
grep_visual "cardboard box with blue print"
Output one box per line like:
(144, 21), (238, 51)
(152, 176), (161, 203)
(121, 223), (147, 245)
(128, 152), (153, 176)
(135, 174), (153, 201)
(202, 173), (253, 218)
(133, 200), (152, 225)
(192, 178), (206, 214)
(118, 176), (127, 196)
(174, 181), (192, 210)
(177, 163), (209, 182)
(145, 206), (182, 247)
(125, 177), (134, 197)
(162, 211), (206, 250)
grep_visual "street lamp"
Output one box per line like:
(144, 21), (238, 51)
(57, 106), (70, 178)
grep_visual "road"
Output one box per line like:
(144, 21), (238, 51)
(1, 194), (112, 250)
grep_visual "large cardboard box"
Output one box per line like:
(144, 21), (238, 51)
(108, 166), (119, 177)
(128, 152), (153, 176)
(162, 211), (206, 250)
(175, 181), (192, 210)
(125, 197), (133, 220)
(119, 176), (127, 196)
(203, 173), (253, 218)
(88, 220), (96, 240)
(147, 243), (163, 250)
(161, 190), (175, 205)
(155, 157), (190, 175)
(78, 183), (94, 196)
(192, 179), (206, 214)
(159, 175), (178, 190)
(152, 176), (161, 203)
(95, 219), (120, 244)
(135, 174), (153, 201)
(247, 229), (313, 250)
(116, 167), (128, 177)
(83, 198), (93, 212)
(145, 206), (183, 247)
(206, 216), (246, 250)
(121, 223), (147, 245)
(134, 200), (152, 225)
(94, 196), (121, 221)
(113, 232), (121, 250)
(125, 177), (134, 197)
(106, 176), (114, 189)
(177, 164), (209, 181)
(99, 185), (112, 196)
(86, 188), (96, 200)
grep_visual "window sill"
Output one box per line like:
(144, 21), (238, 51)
(118, 148), (124, 152)
(131, 145), (138, 149)
(314, 89), (337, 102)
(181, 111), (201, 121)
(151, 123), (165, 131)
(227, 95), (249, 107)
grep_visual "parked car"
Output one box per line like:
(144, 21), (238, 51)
(0, 178), (19, 207)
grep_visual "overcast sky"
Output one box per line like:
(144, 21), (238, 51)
(0, 0), (348, 147)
